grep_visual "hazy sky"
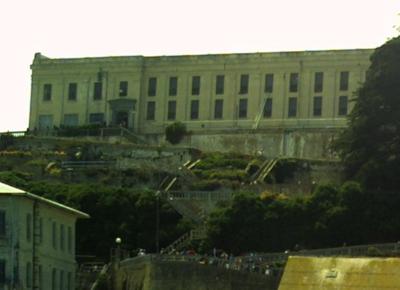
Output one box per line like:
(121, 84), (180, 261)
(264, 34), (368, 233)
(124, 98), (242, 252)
(0, 0), (399, 132)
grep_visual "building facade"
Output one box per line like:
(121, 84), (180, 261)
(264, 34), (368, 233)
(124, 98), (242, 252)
(0, 182), (89, 290)
(29, 49), (373, 135)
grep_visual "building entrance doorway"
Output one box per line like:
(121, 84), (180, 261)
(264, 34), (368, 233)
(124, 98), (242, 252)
(116, 111), (129, 127)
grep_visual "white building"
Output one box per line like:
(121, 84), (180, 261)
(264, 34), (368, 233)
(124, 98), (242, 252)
(0, 182), (89, 290)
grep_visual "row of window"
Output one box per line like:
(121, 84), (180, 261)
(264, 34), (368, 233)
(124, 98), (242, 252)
(0, 260), (72, 290)
(57, 95), (349, 126)
(43, 81), (128, 101)
(41, 71), (350, 101)
(23, 212), (73, 254)
(146, 96), (349, 121)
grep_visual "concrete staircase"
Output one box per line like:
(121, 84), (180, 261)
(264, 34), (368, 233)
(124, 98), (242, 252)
(251, 158), (279, 184)
(159, 159), (231, 253)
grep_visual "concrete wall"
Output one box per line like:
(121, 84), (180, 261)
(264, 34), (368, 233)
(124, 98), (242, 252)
(279, 256), (400, 290)
(150, 128), (340, 160)
(115, 257), (279, 290)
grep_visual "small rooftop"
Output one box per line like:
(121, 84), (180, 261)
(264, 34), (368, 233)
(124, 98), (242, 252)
(0, 182), (89, 218)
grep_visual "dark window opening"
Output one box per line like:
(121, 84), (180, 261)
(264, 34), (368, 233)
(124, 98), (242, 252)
(340, 71), (349, 91)
(43, 84), (52, 101)
(89, 113), (104, 124)
(288, 97), (297, 117)
(263, 98), (273, 118)
(239, 74), (249, 94)
(216, 75), (224, 95)
(146, 101), (156, 120)
(339, 96), (348, 116)
(265, 74), (274, 93)
(0, 211), (5, 236)
(93, 82), (102, 100)
(314, 72), (323, 93)
(214, 99), (223, 119)
(169, 77), (178, 96)
(313, 96), (322, 116)
(119, 81), (128, 97)
(68, 83), (77, 100)
(289, 73), (299, 92)
(148, 77), (157, 96)
(167, 101), (176, 120)
(190, 100), (199, 120)
(192, 76), (201, 95)
(238, 99), (247, 118)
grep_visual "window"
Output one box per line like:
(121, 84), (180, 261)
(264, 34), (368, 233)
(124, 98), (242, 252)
(119, 81), (128, 97)
(146, 101), (156, 121)
(89, 113), (104, 124)
(314, 72), (323, 93)
(93, 82), (102, 100)
(338, 96), (348, 116)
(43, 84), (52, 101)
(38, 115), (53, 130)
(39, 218), (43, 244)
(214, 99), (223, 119)
(340, 71), (349, 91)
(38, 265), (43, 290)
(190, 100), (199, 120)
(216, 75), (224, 95)
(148, 77), (157, 96)
(0, 211), (5, 236)
(60, 270), (64, 290)
(265, 74), (274, 93)
(68, 83), (77, 101)
(67, 226), (72, 254)
(26, 262), (32, 288)
(169, 77), (178, 96)
(52, 221), (57, 249)
(263, 98), (273, 118)
(26, 214), (31, 242)
(191, 76), (201, 95)
(238, 99), (247, 118)
(60, 224), (65, 251)
(288, 97), (297, 117)
(63, 114), (79, 127)
(289, 73), (299, 92)
(67, 272), (72, 290)
(167, 101), (176, 120)
(313, 96), (322, 116)
(52, 268), (57, 290)
(0, 260), (5, 284)
(239, 74), (249, 94)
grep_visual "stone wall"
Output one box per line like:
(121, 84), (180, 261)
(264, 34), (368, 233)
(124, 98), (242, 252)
(115, 256), (280, 290)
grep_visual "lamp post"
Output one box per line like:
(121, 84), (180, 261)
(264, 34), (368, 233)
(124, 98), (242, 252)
(115, 237), (122, 263)
(155, 191), (160, 254)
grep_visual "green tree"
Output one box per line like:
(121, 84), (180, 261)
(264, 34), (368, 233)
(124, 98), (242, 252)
(165, 122), (187, 144)
(335, 35), (400, 190)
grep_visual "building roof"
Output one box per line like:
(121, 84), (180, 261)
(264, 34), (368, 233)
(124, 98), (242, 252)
(0, 182), (89, 218)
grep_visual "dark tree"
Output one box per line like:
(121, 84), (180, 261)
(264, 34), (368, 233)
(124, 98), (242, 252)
(165, 122), (187, 144)
(335, 35), (400, 190)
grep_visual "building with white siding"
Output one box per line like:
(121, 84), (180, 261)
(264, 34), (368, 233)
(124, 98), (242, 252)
(0, 182), (89, 290)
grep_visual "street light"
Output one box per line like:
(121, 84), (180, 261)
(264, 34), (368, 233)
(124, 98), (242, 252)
(155, 191), (160, 254)
(115, 237), (122, 262)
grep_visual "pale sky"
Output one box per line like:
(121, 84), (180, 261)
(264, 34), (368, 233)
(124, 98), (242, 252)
(0, 0), (399, 132)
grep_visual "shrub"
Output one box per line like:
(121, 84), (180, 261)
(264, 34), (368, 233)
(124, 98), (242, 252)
(189, 179), (222, 191)
(0, 134), (14, 150)
(165, 122), (187, 144)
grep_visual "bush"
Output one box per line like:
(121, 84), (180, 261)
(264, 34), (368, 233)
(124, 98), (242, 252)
(0, 134), (14, 150)
(165, 122), (187, 144)
(189, 179), (222, 190)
